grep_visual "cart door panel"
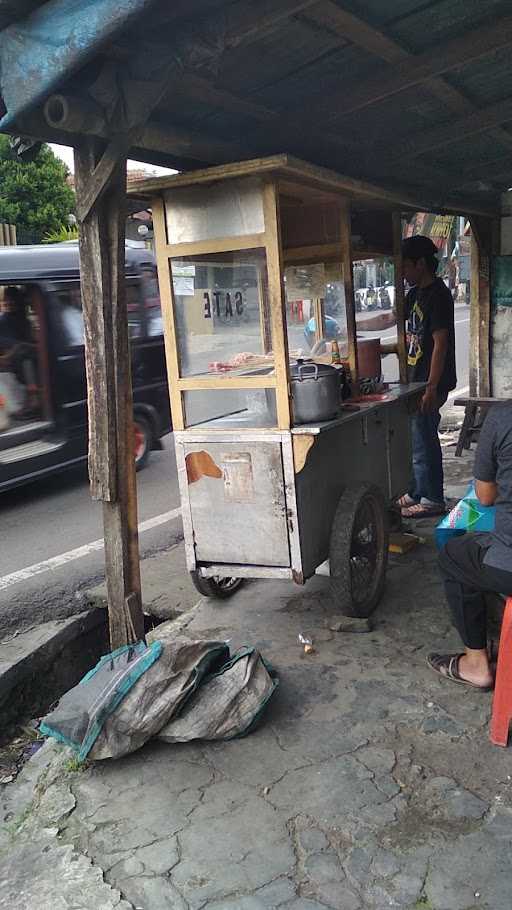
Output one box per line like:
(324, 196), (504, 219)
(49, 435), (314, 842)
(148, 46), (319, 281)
(183, 441), (290, 566)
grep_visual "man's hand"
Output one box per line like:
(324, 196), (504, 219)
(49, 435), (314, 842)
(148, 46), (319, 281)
(475, 479), (498, 506)
(421, 384), (438, 412)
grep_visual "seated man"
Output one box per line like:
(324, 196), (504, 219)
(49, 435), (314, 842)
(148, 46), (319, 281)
(428, 403), (512, 690)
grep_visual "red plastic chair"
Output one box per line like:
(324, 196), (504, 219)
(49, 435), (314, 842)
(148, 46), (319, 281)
(490, 596), (512, 746)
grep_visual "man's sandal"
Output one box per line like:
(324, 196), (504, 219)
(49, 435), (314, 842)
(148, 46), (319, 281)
(427, 653), (494, 691)
(401, 502), (446, 518)
(397, 494), (417, 508)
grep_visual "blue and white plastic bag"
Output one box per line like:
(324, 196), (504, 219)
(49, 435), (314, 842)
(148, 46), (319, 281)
(435, 483), (495, 551)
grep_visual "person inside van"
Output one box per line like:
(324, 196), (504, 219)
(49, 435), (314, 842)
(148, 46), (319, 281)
(0, 286), (39, 417)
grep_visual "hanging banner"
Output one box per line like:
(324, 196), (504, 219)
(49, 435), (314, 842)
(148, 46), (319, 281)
(491, 256), (512, 308)
(404, 213), (455, 251)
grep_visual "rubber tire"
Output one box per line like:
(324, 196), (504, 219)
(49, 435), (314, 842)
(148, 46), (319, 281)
(329, 483), (389, 617)
(134, 414), (152, 471)
(190, 571), (244, 599)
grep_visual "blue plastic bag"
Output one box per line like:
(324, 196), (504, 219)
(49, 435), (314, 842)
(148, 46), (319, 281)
(435, 483), (495, 551)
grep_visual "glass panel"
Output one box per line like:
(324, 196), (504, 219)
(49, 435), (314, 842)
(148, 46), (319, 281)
(165, 178), (265, 244)
(284, 262), (349, 360)
(354, 258), (398, 382)
(183, 388), (277, 429)
(171, 249), (273, 378)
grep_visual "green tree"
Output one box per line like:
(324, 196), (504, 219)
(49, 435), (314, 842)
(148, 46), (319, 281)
(0, 137), (75, 243)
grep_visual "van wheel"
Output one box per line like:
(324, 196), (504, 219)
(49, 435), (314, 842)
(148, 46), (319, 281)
(190, 571), (244, 599)
(134, 415), (152, 471)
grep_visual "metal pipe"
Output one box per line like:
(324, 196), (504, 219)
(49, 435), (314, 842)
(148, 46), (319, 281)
(44, 94), (105, 135)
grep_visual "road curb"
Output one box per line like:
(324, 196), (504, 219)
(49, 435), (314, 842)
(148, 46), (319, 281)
(0, 608), (108, 732)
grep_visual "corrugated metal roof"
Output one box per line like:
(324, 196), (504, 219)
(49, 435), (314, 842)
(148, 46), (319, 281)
(1, 0), (512, 214)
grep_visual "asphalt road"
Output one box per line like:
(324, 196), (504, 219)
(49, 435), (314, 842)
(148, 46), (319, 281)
(0, 303), (470, 634)
(0, 439), (183, 634)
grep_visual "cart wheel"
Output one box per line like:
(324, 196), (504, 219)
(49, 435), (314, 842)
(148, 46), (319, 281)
(329, 483), (389, 617)
(190, 571), (244, 599)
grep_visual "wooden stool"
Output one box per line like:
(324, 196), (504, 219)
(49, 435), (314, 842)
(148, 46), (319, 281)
(454, 397), (508, 457)
(490, 596), (512, 747)
(455, 402), (479, 456)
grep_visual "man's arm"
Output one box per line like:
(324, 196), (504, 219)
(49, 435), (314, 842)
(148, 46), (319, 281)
(354, 310), (399, 355)
(474, 409), (498, 504)
(356, 311), (396, 332)
(475, 479), (498, 506)
(421, 328), (448, 412)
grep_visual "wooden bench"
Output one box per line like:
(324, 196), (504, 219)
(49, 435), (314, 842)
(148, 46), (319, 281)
(453, 397), (509, 457)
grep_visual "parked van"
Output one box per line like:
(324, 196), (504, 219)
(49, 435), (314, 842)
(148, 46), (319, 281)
(0, 242), (171, 493)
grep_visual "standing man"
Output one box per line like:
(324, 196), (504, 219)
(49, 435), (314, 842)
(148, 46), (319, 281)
(357, 235), (456, 517)
(400, 236), (456, 517)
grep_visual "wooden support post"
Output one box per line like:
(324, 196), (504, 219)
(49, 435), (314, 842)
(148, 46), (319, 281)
(263, 180), (291, 429)
(339, 203), (359, 385)
(469, 217), (493, 397)
(313, 297), (324, 344)
(152, 197), (185, 430)
(74, 138), (144, 649)
(257, 264), (272, 354)
(392, 212), (408, 383)
(469, 230), (480, 397)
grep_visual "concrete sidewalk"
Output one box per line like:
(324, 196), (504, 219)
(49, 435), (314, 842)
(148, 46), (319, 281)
(2, 442), (512, 910)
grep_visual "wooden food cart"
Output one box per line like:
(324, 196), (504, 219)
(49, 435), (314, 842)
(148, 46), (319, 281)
(136, 156), (424, 617)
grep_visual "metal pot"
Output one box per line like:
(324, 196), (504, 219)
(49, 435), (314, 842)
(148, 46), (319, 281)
(290, 359), (342, 424)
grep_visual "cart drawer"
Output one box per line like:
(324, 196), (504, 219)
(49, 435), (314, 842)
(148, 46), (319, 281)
(182, 441), (290, 566)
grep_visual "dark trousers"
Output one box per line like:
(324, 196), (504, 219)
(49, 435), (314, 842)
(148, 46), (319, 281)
(439, 535), (512, 650)
(409, 395), (447, 504)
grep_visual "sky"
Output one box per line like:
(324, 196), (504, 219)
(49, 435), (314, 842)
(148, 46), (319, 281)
(50, 143), (174, 176)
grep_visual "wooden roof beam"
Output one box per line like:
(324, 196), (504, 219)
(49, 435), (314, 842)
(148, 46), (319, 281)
(422, 155), (512, 194)
(326, 16), (512, 119)
(305, 1), (408, 64)
(211, 0), (321, 51)
(177, 75), (279, 124)
(384, 97), (512, 162)
(303, 3), (512, 157)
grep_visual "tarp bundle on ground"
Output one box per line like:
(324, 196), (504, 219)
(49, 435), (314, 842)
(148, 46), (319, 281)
(435, 483), (495, 551)
(159, 646), (278, 743)
(40, 637), (278, 761)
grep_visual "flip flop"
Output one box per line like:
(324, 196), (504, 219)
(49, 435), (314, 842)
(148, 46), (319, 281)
(401, 502), (446, 519)
(397, 494), (417, 507)
(426, 653), (494, 691)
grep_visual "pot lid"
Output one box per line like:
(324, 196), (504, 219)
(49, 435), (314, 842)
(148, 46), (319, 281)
(290, 358), (340, 379)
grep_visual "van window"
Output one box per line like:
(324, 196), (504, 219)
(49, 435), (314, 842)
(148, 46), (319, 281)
(53, 277), (161, 344)
(140, 267), (163, 337)
(0, 283), (44, 423)
(53, 282), (84, 346)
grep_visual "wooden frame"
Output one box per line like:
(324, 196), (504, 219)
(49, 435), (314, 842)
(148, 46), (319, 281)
(339, 202), (359, 384)
(152, 196), (185, 430)
(392, 212), (408, 384)
(146, 156), (412, 434)
(151, 175), (292, 431)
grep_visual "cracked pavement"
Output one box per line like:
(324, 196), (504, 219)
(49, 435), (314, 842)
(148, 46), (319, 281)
(2, 445), (512, 909)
